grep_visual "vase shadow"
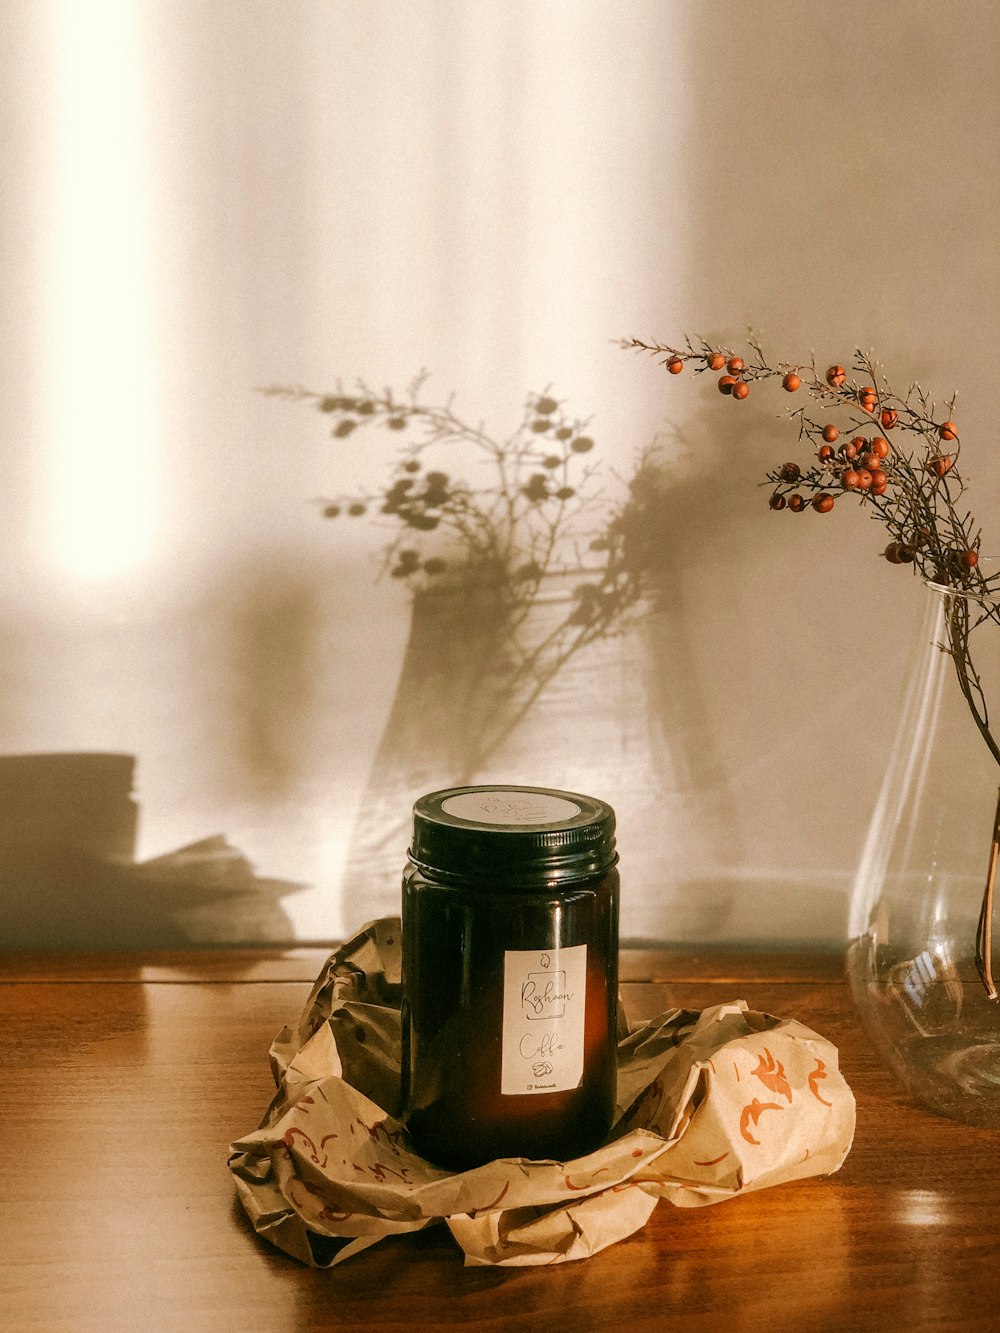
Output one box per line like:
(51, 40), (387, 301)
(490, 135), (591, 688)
(339, 564), (744, 940)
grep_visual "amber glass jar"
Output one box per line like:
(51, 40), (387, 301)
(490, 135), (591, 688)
(401, 784), (619, 1169)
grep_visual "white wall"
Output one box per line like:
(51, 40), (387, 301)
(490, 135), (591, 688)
(2, 0), (998, 946)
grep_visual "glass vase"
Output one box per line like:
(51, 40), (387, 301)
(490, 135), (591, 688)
(847, 572), (1000, 1126)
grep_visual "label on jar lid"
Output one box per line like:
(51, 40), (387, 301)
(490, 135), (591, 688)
(441, 789), (582, 827)
(501, 945), (587, 1096)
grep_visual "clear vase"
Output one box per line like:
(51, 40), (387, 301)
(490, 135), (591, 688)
(847, 572), (1000, 1126)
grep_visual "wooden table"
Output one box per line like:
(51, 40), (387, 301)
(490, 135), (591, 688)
(1, 945), (997, 1332)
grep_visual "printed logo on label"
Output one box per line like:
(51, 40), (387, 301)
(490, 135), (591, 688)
(521, 956), (570, 1019)
(501, 945), (587, 1095)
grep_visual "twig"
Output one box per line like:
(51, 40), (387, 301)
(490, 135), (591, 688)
(976, 787), (1000, 1002)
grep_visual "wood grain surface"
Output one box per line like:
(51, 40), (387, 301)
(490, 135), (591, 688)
(1, 947), (996, 1332)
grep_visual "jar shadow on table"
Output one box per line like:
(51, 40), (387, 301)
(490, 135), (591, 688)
(278, 1185), (850, 1319)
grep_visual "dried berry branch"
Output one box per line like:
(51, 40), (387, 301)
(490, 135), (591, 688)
(628, 334), (1000, 994)
(625, 336), (999, 610)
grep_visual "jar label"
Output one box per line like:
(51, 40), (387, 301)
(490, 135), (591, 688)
(441, 790), (581, 826)
(501, 945), (587, 1096)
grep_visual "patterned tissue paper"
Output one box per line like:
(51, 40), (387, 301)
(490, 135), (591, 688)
(229, 918), (856, 1268)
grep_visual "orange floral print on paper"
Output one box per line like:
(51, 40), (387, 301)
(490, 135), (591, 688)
(565, 1167), (610, 1191)
(692, 1152), (730, 1167)
(752, 1047), (793, 1102)
(474, 1182), (510, 1213)
(739, 1097), (784, 1146)
(809, 1058), (834, 1107)
(282, 1126), (339, 1169)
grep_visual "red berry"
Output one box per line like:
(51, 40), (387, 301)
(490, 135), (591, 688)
(817, 444), (835, 462)
(727, 356), (745, 373)
(826, 365), (847, 387)
(925, 455), (953, 477)
(779, 462), (801, 482)
(667, 356), (684, 374)
(783, 372), (801, 392)
(870, 436), (890, 459)
(788, 493), (805, 512)
(822, 424), (839, 443)
(718, 375), (737, 395)
(840, 439), (859, 461)
(939, 421), (959, 441)
(812, 493), (836, 513)
(769, 492), (787, 511)
(842, 469), (860, 490)
(880, 408), (898, 430)
(731, 380), (750, 400)
(960, 549), (979, 569)
(871, 471), (889, 495)
(856, 469), (873, 490)
(707, 352), (726, 371)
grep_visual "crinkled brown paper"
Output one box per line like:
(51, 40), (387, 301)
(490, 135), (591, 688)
(229, 917), (856, 1268)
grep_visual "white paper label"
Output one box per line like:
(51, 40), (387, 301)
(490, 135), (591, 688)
(501, 945), (587, 1095)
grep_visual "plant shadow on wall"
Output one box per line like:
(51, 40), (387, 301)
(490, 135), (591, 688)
(0, 753), (303, 949)
(269, 375), (768, 938)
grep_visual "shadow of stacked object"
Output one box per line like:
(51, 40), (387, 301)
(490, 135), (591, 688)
(0, 753), (302, 948)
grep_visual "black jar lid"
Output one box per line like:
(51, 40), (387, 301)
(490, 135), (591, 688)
(409, 784), (617, 887)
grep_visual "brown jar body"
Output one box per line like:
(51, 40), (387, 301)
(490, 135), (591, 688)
(401, 862), (619, 1169)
